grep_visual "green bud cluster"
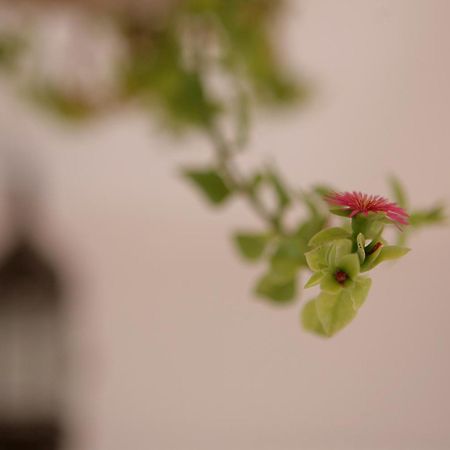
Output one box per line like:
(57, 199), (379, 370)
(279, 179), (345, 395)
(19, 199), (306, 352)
(302, 214), (410, 337)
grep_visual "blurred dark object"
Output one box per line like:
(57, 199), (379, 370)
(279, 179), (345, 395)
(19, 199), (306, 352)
(0, 177), (66, 450)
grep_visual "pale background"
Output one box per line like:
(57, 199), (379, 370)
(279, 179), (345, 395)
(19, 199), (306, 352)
(0, 1), (450, 449)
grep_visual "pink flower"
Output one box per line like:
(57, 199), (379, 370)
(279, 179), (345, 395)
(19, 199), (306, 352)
(325, 191), (409, 226)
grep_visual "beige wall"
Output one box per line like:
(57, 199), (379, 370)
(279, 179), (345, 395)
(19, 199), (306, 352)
(0, 1), (449, 449)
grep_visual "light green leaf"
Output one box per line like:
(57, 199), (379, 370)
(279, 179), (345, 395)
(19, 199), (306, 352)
(304, 271), (324, 289)
(305, 246), (329, 272)
(234, 232), (271, 261)
(320, 273), (342, 294)
(376, 246), (410, 264)
(309, 227), (351, 247)
(266, 169), (290, 210)
(356, 233), (365, 264)
(410, 206), (446, 228)
(183, 169), (231, 205)
(270, 237), (306, 275)
(334, 239), (353, 262)
(351, 277), (372, 309)
(389, 175), (408, 209)
(301, 299), (327, 336)
(255, 272), (296, 303)
(361, 243), (383, 272)
(315, 290), (357, 336)
(336, 253), (360, 280)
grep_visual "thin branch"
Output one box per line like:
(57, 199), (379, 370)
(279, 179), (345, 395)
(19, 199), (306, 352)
(206, 123), (284, 234)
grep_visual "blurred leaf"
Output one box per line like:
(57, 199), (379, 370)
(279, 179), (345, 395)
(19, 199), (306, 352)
(351, 276), (371, 309)
(410, 206), (446, 228)
(305, 246), (330, 272)
(304, 271), (324, 288)
(375, 246), (410, 265)
(265, 168), (290, 210)
(234, 232), (271, 261)
(315, 290), (357, 337)
(309, 227), (351, 247)
(301, 299), (327, 336)
(0, 34), (24, 70)
(255, 271), (296, 303)
(121, 28), (219, 128)
(270, 236), (307, 273)
(389, 175), (409, 209)
(183, 169), (231, 204)
(29, 85), (93, 120)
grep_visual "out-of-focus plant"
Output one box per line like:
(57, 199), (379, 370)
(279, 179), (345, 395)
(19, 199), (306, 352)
(0, 0), (445, 336)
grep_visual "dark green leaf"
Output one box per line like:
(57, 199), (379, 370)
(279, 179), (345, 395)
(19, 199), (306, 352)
(183, 169), (232, 205)
(234, 232), (271, 261)
(255, 272), (296, 303)
(389, 176), (408, 209)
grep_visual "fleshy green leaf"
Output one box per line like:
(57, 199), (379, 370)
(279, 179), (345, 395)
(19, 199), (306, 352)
(255, 272), (296, 303)
(304, 271), (324, 288)
(183, 169), (231, 205)
(351, 276), (372, 309)
(234, 232), (271, 261)
(361, 244), (383, 271)
(389, 176), (408, 209)
(315, 290), (357, 336)
(356, 233), (365, 264)
(301, 299), (327, 336)
(333, 239), (353, 262)
(410, 206), (446, 228)
(266, 169), (290, 210)
(270, 237), (306, 275)
(329, 207), (352, 217)
(309, 227), (351, 247)
(376, 246), (410, 264)
(320, 273), (342, 294)
(305, 246), (329, 272)
(336, 253), (360, 280)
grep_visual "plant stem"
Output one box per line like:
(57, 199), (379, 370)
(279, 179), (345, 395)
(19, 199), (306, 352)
(206, 123), (284, 234)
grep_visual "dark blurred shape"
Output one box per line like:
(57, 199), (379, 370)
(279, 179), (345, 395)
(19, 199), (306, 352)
(0, 168), (66, 450)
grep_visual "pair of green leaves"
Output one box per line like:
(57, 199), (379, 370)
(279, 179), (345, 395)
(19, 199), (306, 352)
(302, 277), (372, 337)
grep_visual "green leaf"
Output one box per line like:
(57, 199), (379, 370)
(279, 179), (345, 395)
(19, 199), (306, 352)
(410, 206), (446, 228)
(351, 276), (372, 309)
(301, 299), (327, 336)
(255, 272), (296, 303)
(356, 233), (365, 264)
(329, 207), (352, 217)
(305, 246), (330, 272)
(336, 253), (360, 280)
(315, 290), (357, 336)
(270, 237), (306, 275)
(376, 246), (410, 264)
(333, 239), (353, 262)
(266, 169), (291, 210)
(234, 232), (271, 261)
(320, 273), (342, 294)
(361, 244), (383, 272)
(309, 227), (351, 247)
(389, 176), (408, 209)
(304, 271), (324, 289)
(183, 169), (231, 205)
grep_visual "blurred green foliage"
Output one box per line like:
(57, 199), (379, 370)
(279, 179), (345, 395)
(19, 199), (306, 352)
(0, 1), (444, 336)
